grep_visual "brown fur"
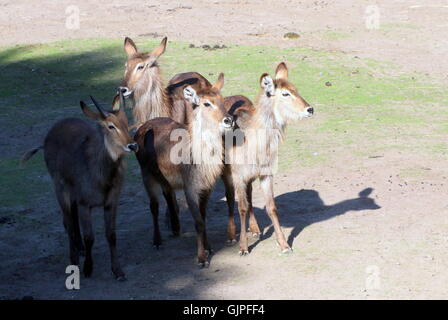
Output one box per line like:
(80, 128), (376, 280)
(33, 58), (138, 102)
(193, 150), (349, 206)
(115, 37), (211, 128)
(167, 72), (213, 125)
(21, 94), (137, 280)
(134, 75), (233, 266)
(116, 37), (217, 241)
(224, 95), (256, 130)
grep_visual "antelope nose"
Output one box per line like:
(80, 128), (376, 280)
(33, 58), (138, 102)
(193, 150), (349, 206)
(127, 143), (138, 152)
(118, 87), (131, 96)
(307, 107), (314, 114)
(223, 117), (233, 127)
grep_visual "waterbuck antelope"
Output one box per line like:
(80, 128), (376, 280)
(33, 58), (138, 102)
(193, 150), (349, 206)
(115, 36), (213, 236)
(115, 36), (211, 127)
(133, 73), (234, 267)
(223, 62), (314, 255)
(21, 92), (137, 280)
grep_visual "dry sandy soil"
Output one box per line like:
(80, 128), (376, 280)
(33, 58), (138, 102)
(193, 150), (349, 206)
(1, 0), (448, 299)
(1, 0), (447, 79)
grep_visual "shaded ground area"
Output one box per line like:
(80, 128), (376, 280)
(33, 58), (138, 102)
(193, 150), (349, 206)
(2, 151), (448, 299)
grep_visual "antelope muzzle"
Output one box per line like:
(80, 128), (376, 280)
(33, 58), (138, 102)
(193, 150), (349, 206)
(222, 116), (234, 129)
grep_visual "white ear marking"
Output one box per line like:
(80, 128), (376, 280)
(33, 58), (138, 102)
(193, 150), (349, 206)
(261, 75), (275, 96)
(183, 86), (200, 105)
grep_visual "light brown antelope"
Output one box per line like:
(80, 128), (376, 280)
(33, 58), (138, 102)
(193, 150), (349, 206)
(115, 36), (211, 127)
(21, 92), (137, 280)
(115, 36), (213, 237)
(223, 62), (314, 255)
(133, 74), (234, 267)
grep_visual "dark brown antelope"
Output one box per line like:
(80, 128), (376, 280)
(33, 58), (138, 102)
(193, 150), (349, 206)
(21, 92), (137, 280)
(133, 74), (234, 267)
(115, 36), (211, 127)
(223, 62), (314, 255)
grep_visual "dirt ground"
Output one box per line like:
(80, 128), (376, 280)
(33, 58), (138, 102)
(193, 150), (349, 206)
(1, 0), (448, 299)
(1, 0), (447, 79)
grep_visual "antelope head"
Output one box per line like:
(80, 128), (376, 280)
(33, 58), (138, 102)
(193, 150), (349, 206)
(183, 73), (234, 134)
(117, 36), (167, 99)
(260, 62), (314, 121)
(81, 92), (138, 160)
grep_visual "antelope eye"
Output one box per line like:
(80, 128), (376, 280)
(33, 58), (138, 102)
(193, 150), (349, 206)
(282, 92), (290, 97)
(203, 102), (211, 107)
(108, 125), (116, 130)
(137, 65), (144, 70)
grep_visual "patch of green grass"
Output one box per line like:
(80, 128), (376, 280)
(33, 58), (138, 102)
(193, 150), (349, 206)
(399, 167), (431, 179)
(0, 154), (48, 211)
(381, 23), (420, 35)
(382, 23), (419, 29)
(322, 31), (351, 40)
(0, 38), (447, 210)
(426, 142), (448, 157)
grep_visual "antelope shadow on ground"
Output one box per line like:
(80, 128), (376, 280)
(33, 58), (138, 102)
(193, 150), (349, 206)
(213, 186), (381, 252)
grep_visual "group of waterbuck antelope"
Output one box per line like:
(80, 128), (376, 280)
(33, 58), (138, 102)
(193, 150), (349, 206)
(21, 37), (314, 281)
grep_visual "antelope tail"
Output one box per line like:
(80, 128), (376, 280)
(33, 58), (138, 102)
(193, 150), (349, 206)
(20, 146), (43, 164)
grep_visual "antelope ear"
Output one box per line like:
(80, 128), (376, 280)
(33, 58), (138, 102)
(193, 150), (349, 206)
(260, 73), (275, 96)
(124, 37), (138, 57)
(212, 73), (225, 91)
(151, 37), (167, 58)
(110, 92), (128, 126)
(183, 86), (200, 106)
(275, 62), (288, 80)
(80, 101), (100, 120)
(111, 94), (120, 111)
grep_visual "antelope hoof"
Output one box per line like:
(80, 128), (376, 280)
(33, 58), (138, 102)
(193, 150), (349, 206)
(113, 268), (126, 281)
(116, 275), (127, 282)
(226, 239), (237, 246)
(281, 247), (293, 255)
(84, 271), (92, 278)
(239, 250), (249, 256)
(83, 262), (93, 278)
